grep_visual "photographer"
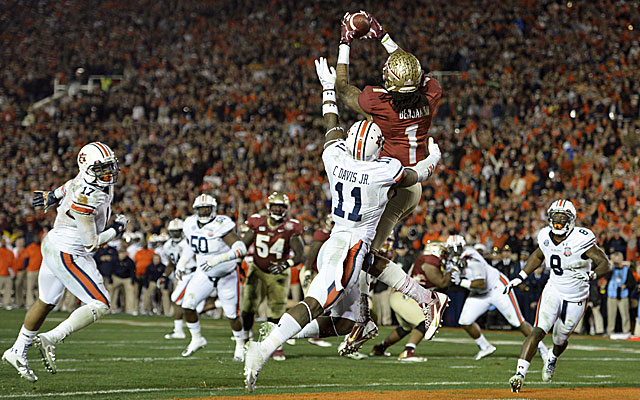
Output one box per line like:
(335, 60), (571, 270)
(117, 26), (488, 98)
(606, 252), (635, 336)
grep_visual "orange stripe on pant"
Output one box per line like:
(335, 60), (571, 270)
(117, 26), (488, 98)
(323, 240), (363, 309)
(499, 276), (524, 324)
(61, 253), (109, 306)
(534, 297), (542, 326)
(176, 287), (187, 303)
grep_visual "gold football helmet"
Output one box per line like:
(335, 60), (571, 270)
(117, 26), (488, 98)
(423, 240), (446, 258)
(383, 51), (423, 93)
(267, 192), (290, 222)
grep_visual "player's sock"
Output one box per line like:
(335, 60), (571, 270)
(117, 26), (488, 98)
(293, 320), (320, 339)
(357, 271), (371, 323)
(232, 329), (244, 347)
(186, 321), (202, 339)
(378, 262), (433, 304)
(174, 319), (184, 334)
(43, 304), (104, 344)
(547, 350), (558, 363)
(404, 342), (416, 352)
(13, 325), (37, 353)
(474, 334), (491, 349)
(516, 358), (530, 378)
(261, 313), (301, 356)
(537, 340), (548, 354)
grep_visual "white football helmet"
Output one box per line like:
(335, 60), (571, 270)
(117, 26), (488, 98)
(168, 218), (184, 242)
(193, 194), (217, 224)
(77, 142), (119, 186)
(445, 235), (467, 257)
(345, 120), (384, 161)
(547, 199), (576, 236)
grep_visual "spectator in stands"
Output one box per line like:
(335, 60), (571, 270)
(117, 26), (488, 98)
(110, 248), (137, 314)
(0, 241), (14, 309)
(606, 252), (634, 336)
(23, 235), (42, 308)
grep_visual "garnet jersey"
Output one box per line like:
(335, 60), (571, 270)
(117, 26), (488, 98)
(358, 76), (442, 166)
(310, 228), (331, 272)
(246, 214), (303, 273)
(180, 214), (237, 277)
(537, 226), (597, 302)
(47, 174), (113, 256)
(460, 247), (504, 296)
(412, 254), (442, 289)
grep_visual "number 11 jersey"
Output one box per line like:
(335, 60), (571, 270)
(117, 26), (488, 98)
(322, 139), (404, 246)
(537, 226), (597, 302)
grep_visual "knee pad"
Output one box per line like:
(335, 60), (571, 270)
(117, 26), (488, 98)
(395, 326), (410, 338)
(414, 322), (426, 335)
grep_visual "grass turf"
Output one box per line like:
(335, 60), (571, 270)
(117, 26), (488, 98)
(1, 309), (639, 399)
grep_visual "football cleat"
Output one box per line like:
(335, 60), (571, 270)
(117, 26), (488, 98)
(2, 347), (38, 382)
(423, 291), (450, 340)
(233, 341), (245, 362)
(509, 373), (524, 393)
(370, 344), (391, 357)
(346, 351), (368, 360)
(286, 338), (296, 346)
(272, 347), (286, 361)
(338, 319), (378, 356)
(474, 345), (497, 360)
(181, 336), (207, 357)
(244, 341), (269, 393)
(164, 331), (186, 340)
(398, 348), (426, 362)
(308, 338), (332, 348)
(33, 334), (57, 373)
(542, 356), (557, 382)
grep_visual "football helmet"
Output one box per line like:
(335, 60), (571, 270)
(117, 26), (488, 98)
(382, 51), (423, 93)
(423, 240), (446, 258)
(322, 214), (334, 231)
(193, 194), (217, 224)
(445, 235), (466, 258)
(168, 218), (184, 242)
(547, 199), (576, 236)
(267, 192), (290, 222)
(345, 120), (384, 161)
(77, 142), (119, 186)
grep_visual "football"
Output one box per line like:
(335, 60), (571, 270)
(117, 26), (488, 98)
(348, 12), (370, 38)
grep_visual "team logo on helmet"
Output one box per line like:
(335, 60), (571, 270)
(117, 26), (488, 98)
(383, 51), (423, 93)
(267, 192), (290, 222)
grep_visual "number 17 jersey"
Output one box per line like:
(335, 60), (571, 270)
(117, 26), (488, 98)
(322, 139), (404, 246)
(537, 226), (597, 302)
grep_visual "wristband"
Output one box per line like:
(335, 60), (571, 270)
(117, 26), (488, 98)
(518, 270), (528, 280)
(325, 126), (344, 136)
(322, 103), (339, 116)
(338, 44), (350, 65)
(381, 33), (399, 54)
(460, 279), (471, 289)
(323, 90), (336, 103)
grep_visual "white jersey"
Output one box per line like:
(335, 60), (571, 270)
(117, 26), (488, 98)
(537, 226), (596, 302)
(460, 247), (503, 296)
(47, 174), (113, 256)
(161, 239), (196, 272)
(180, 214), (237, 277)
(322, 140), (404, 245)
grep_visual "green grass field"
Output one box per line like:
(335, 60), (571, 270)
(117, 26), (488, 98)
(1, 309), (639, 399)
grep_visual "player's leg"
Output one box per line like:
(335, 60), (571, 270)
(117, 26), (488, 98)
(217, 267), (244, 361)
(180, 270), (214, 357)
(264, 267), (290, 360)
(457, 296), (495, 360)
(241, 263), (264, 340)
(386, 291), (427, 361)
(165, 274), (190, 339)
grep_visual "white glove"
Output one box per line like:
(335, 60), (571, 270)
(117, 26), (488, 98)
(569, 269), (596, 282)
(201, 253), (226, 272)
(427, 137), (441, 163)
(109, 214), (129, 236)
(450, 270), (461, 285)
(315, 57), (336, 90)
(503, 277), (523, 294)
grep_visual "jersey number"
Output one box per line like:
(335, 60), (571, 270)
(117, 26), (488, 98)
(550, 254), (563, 276)
(405, 124), (418, 165)
(255, 234), (285, 259)
(190, 236), (209, 254)
(334, 182), (362, 222)
(81, 186), (96, 196)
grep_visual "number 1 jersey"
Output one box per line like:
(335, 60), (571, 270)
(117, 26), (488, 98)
(537, 226), (597, 302)
(322, 140), (404, 246)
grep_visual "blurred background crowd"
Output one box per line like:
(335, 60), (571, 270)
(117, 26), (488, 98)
(0, 0), (638, 335)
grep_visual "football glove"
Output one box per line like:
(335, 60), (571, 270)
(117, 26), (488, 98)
(32, 190), (60, 213)
(268, 259), (293, 275)
(569, 269), (596, 282)
(156, 275), (168, 288)
(108, 214), (129, 237)
(340, 12), (356, 45)
(201, 253), (226, 272)
(358, 11), (387, 40)
(450, 270), (461, 285)
(301, 268), (313, 289)
(503, 277), (523, 294)
(315, 57), (336, 91)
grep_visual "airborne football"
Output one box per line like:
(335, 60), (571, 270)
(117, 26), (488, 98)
(1, 2), (639, 400)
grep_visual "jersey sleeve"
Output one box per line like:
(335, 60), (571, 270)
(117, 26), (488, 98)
(70, 186), (107, 216)
(313, 229), (330, 242)
(246, 214), (262, 231)
(215, 215), (236, 237)
(290, 219), (303, 236)
(373, 157), (405, 186)
(575, 228), (597, 254)
(463, 258), (486, 281)
(423, 76), (443, 115)
(358, 86), (383, 114)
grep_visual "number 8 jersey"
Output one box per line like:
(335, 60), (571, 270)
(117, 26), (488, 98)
(537, 226), (597, 302)
(322, 139), (404, 246)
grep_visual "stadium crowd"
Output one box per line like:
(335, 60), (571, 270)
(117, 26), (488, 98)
(1, 1), (639, 334)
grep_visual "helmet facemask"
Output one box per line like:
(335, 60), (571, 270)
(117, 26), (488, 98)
(169, 229), (183, 242)
(267, 192), (290, 223)
(548, 211), (575, 236)
(195, 205), (215, 224)
(86, 157), (119, 186)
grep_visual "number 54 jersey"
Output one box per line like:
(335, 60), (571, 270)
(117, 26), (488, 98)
(537, 226), (597, 302)
(322, 140), (404, 246)
(246, 214), (303, 273)
(181, 214), (237, 277)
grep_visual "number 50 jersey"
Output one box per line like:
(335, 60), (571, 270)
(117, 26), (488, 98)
(537, 226), (597, 302)
(181, 214), (238, 277)
(322, 140), (404, 246)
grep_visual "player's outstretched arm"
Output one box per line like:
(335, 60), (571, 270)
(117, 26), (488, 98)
(315, 57), (346, 146)
(358, 11), (403, 55)
(394, 137), (442, 188)
(583, 245), (610, 280)
(201, 231), (248, 272)
(504, 248), (545, 294)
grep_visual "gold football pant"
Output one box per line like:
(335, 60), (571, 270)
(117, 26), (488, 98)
(242, 263), (290, 320)
(371, 183), (422, 251)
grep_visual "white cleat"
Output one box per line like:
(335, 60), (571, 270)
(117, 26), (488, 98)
(509, 373), (524, 392)
(286, 338), (296, 345)
(33, 334), (56, 373)
(2, 347), (38, 382)
(338, 319), (378, 356)
(474, 345), (497, 360)
(181, 336), (207, 357)
(542, 356), (557, 382)
(308, 338), (332, 348)
(244, 340), (269, 393)
(398, 348), (427, 362)
(423, 291), (449, 340)
(164, 331), (186, 340)
(233, 343), (245, 362)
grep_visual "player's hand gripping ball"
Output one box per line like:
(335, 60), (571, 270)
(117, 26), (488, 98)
(347, 11), (371, 38)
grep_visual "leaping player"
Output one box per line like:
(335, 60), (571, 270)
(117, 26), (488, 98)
(506, 200), (610, 392)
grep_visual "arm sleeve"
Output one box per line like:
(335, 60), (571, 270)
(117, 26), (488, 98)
(53, 180), (72, 199)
